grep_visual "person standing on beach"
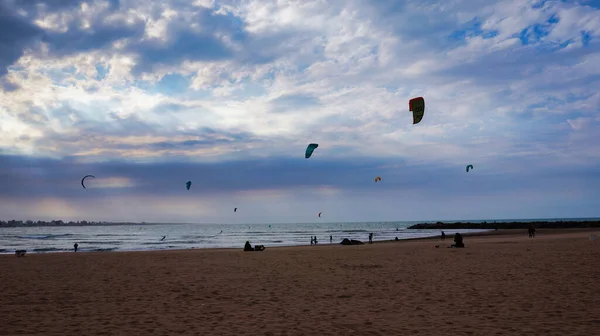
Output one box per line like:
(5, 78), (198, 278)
(368, 233), (373, 244)
(314, 236), (318, 244)
(330, 235), (333, 243)
(74, 243), (78, 252)
(528, 225), (536, 238)
(441, 231), (446, 241)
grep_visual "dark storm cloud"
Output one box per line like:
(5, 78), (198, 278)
(1, 153), (599, 201)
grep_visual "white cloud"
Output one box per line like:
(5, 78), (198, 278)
(0, 0), (599, 166)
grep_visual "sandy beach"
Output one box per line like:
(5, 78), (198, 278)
(1, 229), (599, 336)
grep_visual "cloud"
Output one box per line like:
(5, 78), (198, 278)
(0, 1), (44, 77)
(269, 93), (320, 113)
(0, 0), (599, 222)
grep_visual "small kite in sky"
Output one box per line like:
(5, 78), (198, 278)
(81, 175), (95, 189)
(305, 143), (319, 159)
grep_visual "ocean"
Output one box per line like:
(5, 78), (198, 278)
(0, 218), (596, 254)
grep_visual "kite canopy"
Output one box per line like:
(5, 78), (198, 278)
(318, 212), (322, 218)
(305, 143), (319, 159)
(81, 175), (95, 189)
(234, 208), (237, 212)
(466, 164), (474, 172)
(185, 181), (192, 190)
(374, 176), (382, 182)
(409, 97), (425, 124)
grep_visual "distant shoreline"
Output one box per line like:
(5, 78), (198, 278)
(1, 218), (599, 228)
(407, 220), (600, 230)
(0, 222), (155, 228)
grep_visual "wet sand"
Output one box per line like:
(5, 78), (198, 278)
(1, 229), (599, 335)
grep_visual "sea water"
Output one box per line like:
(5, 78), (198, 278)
(1, 218), (595, 254)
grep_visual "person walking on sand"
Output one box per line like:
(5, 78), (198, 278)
(441, 231), (446, 241)
(310, 236), (314, 245)
(314, 236), (318, 244)
(74, 243), (78, 252)
(369, 233), (373, 244)
(528, 225), (535, 238)
(330, 235), (333, 243)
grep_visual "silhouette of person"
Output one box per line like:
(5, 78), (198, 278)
(451, 233), (464, 248)
(74, 243), (78, 252)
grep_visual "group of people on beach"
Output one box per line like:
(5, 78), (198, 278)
(439, 231), (464, 248)
(244, 241), (265, 251)
(310, 233), (375, 245)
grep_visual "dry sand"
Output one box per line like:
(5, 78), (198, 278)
(1, 229), (599, 336)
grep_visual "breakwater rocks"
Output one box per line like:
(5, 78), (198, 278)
(407, 220), (600, 230)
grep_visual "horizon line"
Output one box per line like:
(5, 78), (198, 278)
(2, 216), (600, 226)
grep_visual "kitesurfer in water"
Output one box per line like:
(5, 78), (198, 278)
(161, 236), (166, 241)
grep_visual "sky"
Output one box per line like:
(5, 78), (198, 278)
(1, 0), (600, 224)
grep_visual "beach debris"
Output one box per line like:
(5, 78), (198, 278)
(374, 176), (382, 182)
(185, 181), (192, 190)
(81, 175), (95, 189)
(318, 212), (322, 218)
(305, 143), (319, 158)
(409, 97), (425, 124)
(340, 238), (363, 245)
(466, 164), (474, 172)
